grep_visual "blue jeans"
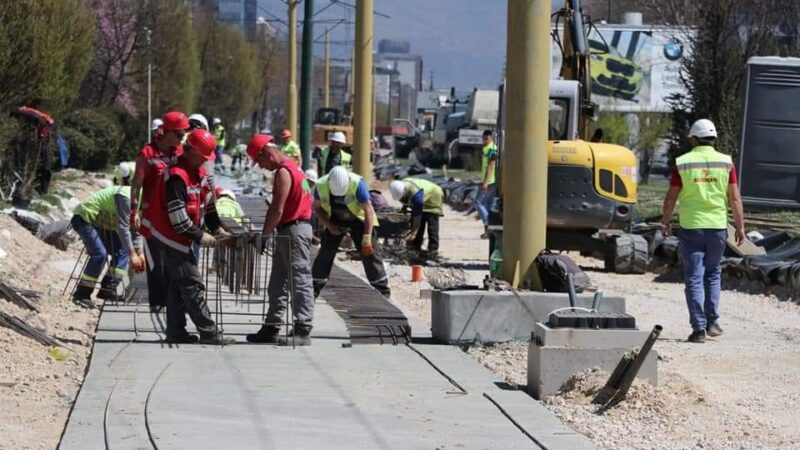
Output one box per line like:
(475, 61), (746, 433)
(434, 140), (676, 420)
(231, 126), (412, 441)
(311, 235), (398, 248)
(214, 145), (224, 166)
(475, 184), (496, 226)
(71, 215), (128, 289)
(678, 228), (726, 332)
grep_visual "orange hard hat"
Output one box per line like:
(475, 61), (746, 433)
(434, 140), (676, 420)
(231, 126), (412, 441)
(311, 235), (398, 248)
(162, 111), (190, 131)
(185, 129), (217, 160)
(246, 133), (274, 160)
(281, 129), (292, 139)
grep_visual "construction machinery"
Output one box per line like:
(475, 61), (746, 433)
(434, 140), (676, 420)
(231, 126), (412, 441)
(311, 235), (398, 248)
(312, 107), (353, 150)
(492, 0), (648, 274)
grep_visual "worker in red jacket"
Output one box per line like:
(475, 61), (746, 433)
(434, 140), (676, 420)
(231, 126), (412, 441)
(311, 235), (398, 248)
(130, 111), (188, 313)
(147, 129), (233, 345)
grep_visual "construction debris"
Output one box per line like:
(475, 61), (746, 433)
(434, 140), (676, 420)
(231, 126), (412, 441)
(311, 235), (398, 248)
(0, 310), (61, 347)
(0, 280), (41, 312)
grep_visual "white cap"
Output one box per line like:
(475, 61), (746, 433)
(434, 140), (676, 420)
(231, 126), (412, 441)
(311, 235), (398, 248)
(118, 162), (132, 179)
(151, 118), (163, 131)
(688, 119), (717, 139)
(329, 131), (347, 144)
(188, 113), (209, 130)
(219, 189), (236, 201)
(389, 180), (406, 200)
(304, 169), (318, 182)
(328, 166), (350, 196)
(213, 117), (222, 125)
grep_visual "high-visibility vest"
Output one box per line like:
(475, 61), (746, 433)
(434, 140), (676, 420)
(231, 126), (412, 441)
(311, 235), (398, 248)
(676, 146), (732, 229)
(138, 142), (182, 239)
(481, 142), (497, 185)
(213, 125), (226, 147)
(216, 196), (243, 224)
(319, 146), (352, 176)
(315, 172), (378, 225)
(281, 140), (302, 163)
(76, 186), (131, 231)
(405, 178), (444, 216)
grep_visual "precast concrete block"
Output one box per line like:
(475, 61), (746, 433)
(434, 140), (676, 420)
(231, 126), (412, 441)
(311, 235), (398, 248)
(431, 290), (626, 344)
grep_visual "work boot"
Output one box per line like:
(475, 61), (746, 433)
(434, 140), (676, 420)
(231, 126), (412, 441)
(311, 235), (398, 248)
(480, 227), (489, 240)
(198, 327), (236, 345)
(72, 285), (97, 310)
(96, 281), (120, 302)
(687, 329), (707, 343)
(165, 329), (200, 344)
(706, 322), (724, 337)
(278, 325), (312, 346)
(246, 325), (280, 344)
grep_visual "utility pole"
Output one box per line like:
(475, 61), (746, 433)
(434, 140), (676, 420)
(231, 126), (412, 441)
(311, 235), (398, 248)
(146, 27), (152, 141)
(502, 0), (550, 289)
(324, 27), (330, 108)
(299, 0), (314, 170)
(286, 0), (298, 137)
(353, 0), (373, 179)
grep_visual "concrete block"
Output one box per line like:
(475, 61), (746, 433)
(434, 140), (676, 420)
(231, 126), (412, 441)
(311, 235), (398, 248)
(533, 322), (651, 348)
(431, 290), (626, 344)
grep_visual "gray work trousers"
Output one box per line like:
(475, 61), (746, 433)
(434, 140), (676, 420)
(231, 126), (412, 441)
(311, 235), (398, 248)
(265, 221), (315, 328)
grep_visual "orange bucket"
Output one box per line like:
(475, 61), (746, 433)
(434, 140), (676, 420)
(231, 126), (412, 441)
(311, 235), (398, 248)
(411, 265), (424, 282)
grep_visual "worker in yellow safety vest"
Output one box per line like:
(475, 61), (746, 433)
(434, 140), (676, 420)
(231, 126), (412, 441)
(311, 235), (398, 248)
(280, 129), (303, 167)
(316, 131), (351, 176)
(212, 117), (226, 171)
(390, 178), (444, 257)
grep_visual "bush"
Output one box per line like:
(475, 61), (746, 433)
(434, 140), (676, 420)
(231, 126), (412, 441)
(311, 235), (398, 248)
(59, 127), (106, 170)
(61, 109), (123, 170)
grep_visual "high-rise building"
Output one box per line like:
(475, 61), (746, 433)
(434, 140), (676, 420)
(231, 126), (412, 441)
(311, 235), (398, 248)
(213, 0), (258, 41)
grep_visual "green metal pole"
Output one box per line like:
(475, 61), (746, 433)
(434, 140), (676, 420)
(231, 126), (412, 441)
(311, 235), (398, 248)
(502, 0), (551, 289)
(299, 0), (314, 170)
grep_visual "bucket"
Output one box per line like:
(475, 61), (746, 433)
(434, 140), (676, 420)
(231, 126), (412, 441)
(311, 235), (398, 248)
(411, 265), (424, 282)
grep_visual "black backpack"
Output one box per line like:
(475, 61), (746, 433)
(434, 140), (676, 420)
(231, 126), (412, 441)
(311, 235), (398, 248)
(535, 250), (591, 293)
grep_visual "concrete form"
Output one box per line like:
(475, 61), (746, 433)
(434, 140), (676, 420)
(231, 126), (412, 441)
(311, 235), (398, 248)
(431, 290), (626, 344)
(528, 323), (658, 400)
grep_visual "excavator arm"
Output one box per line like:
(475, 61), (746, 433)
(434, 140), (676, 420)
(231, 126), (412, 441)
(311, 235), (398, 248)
(557, 0), (595, 140)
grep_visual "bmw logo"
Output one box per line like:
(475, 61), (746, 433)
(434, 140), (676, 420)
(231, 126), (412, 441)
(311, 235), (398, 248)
(664, 40), (684, 61)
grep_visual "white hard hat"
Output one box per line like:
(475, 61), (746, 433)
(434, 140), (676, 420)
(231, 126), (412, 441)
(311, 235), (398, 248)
(118, 162), (132, 179)
(213, 117), (222, 125)
(151, 118), (163, 131)
(188, 113), (209, 130)
(329, 131), (347, 144)
(688, 119), (717, 139)
(304, 169), (318, 182)
(389, 180), (406, 200)
(219, 189), (236, 200)
(328, 166), (350, 196)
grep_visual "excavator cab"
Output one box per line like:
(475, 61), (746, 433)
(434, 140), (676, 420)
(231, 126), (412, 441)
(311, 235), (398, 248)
(315, 108), (341, 126)
(312, 107), (353, 150)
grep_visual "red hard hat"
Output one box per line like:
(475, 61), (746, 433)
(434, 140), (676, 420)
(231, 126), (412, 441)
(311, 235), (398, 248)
(185, 129), (217, 160)
(214, 186), (224, 198)
(281, 129), (292, 139)
(162, 111), (190, 131)
(246, 134), (274, 160)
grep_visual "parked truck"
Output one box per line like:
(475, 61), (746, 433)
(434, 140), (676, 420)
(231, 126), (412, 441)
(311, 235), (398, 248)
(455, 89), (500, 171)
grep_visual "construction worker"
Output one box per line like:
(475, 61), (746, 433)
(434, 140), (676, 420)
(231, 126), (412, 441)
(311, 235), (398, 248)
(661, 119), (745, 344)
(151, 118), (164, 140)
(230, 140), (247, 172)
(131, 111), (188, 312)
(214, 187), (244, 224)
(70, 176), (144, 309)
(390, 178), (444, 256)
(316, 131), (351, 176)
(212, 117), (226, 171)
(113, 161), (135, 186)
(475, 130), (497, 239)
(147, 129), (232, 344)
(312, 166), (390, 298)
(280, 129), (302, 167)
(244, 134), (316, 346)
(188, 113), (209, 132)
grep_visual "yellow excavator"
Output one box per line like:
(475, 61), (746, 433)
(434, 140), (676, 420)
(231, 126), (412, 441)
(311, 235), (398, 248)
(312, 107), (353, 150)
(493, 0), (647, 273)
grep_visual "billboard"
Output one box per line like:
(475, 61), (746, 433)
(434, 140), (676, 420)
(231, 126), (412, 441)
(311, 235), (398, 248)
(551, 25), (691, 112)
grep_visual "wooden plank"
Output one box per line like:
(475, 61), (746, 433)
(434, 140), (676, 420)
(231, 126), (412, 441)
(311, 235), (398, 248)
(727, 224), (766, 256)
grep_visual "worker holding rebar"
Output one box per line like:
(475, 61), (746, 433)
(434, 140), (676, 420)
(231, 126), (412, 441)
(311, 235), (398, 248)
(280, 129), (302, 167)
(475, 130), (497, 239)
(244, 134), (316, 346)
(390, 178), (444, 257)
(131, 111), (189, 313)
(147, 129), (233, 345)
(316, 131), (351, 176)
(70, 167), (144, 309)
(661, 119), (745, 344)
(312, 166), (390, 298)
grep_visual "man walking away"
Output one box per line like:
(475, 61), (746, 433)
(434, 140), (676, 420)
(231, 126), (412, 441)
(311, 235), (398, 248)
(244, 134), (316, 346)
(661, 118), (745, 343)
(212, 117), (226, 172)
(316, 131), (351, 176)
(312, 166), (390, 298)
(475, 130), (497, 239)
(280, 129), (303, 167)
(150, 129), (233, 345)
(390, 178), (444, 257)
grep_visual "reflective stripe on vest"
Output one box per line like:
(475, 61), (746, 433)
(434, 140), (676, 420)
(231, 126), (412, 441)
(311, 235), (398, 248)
(316, 173), (378, 225)
(75, 186), (130, 230)
(405, 178), (444, 216)
(319, 146), (352, 176)
(147, 164), (207, 253)
(676, 146), (732, 229)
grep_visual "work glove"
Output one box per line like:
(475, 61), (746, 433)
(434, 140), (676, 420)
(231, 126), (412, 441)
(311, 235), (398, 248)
(130, 209), (140, 231)
(130, 251), (145, 273)
(361, 233), (374, 257)
(200, 232), (217, 248)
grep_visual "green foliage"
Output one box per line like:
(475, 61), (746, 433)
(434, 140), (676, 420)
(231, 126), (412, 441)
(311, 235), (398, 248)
(593, 112), (630, 147)
(59, 127), (94, 170)
(62, 109), (124, 171)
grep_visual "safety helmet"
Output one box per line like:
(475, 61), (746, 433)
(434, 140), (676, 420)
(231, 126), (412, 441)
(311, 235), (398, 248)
(162, 111), (190, 131)
(329, 131), (347, 144)
(389, 180), (406, 200)
(281, 129), (292, 139)
(688, 119), (717, 139)
(185, 129), (217, 160)
(213, 117), (222, 125)
(304, 169), (318, 182)
(151, 118), (164, 131)
(118, 162), (133, 179)
(216, 187), (236, 200)
(246, 134), (274, 161)
(188, 113), (209, 131)
(328, 166), (350, 196)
